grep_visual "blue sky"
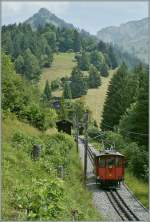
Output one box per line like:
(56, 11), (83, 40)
(2, 1), (148, 34)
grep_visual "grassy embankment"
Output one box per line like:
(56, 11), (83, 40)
(125, 171), (149, 208)
(2, 114), (101, 220)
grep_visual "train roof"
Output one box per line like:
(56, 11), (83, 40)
(89, 146), (124, 157)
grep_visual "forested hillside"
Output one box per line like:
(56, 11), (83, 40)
(2, 22), (117, 82)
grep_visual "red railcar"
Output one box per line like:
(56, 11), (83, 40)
(93, 149), (125, 188)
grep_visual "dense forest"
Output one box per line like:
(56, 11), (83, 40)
(2, 23), (118, 81)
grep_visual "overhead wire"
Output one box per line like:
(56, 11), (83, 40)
(101, 122), (148, 137)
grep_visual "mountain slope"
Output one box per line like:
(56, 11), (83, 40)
(25, 8), (74, 30)
(97, 18), (148, 64)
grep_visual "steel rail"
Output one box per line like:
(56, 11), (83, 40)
(106, 191), (126, 221)
(106, 190), (140, 221)
(115, 190), (140, 221)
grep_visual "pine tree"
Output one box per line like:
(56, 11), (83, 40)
(63, 82), (72, 99)
(43, 80), (52, 101)
(119, 65), (148, 148)
(100, 63), (109, 77)
(101, 63), (132, 130)
(108, 45), (118, 69)
(97, 41), (107, 53)
(90, 50), (104, 70)
(78, 51), (90, 71)
(15, 55), (24, 74)
(59, 96), (68, 120)
(88, 65), (101, 88)
(70, 67), (87, 98)
(23, 48), (41, 81)
(73, 30), (81, 52)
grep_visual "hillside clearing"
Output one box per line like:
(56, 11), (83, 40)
(39, 52), (115, 124)
(39, 52), (75, 91)
(82, 70), (115, 126)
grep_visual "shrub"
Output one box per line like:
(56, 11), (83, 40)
(20, 104), (57, 131)
(88, 126), (100, 140)
(51, 79), (61, 91)
(14, 178), (65, 220)
(11, 130), (44, 155)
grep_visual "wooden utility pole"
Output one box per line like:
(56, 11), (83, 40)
(84, 111), (88, 184)
(73, 113), (79, 152)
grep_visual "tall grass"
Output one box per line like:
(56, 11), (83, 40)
(125, 171), (149, 208)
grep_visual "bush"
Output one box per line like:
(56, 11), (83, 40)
(87, 126), (100, 140)
(14, 178), (65, 220)
(43, 133), (74, 169)
(20, 104), (57, 131)
(11, 130), (44, 155)
(124, 143), (148, 181)
(51, 79), (61, 91)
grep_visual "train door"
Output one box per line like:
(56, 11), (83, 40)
(98, 157), (105, 180)
(105, 156), (116, 180)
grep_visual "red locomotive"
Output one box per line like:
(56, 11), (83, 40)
(93, 148), (125, 188)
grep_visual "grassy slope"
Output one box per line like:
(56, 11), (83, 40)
(82, 70), (115, 126)
(39, 52), (76, 92)
(125, 171), (149, 208)
(2, 115), (42, 219)
(2, 114), (101, 220)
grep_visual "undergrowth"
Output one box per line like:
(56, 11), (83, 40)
(2, 114), (101, 220)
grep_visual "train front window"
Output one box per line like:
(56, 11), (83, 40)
(99, 158), (105, 167)
(106, 158), (115, 168)
(116, 157), (122, 167)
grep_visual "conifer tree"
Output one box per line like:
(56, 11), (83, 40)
(108, 45), (118, 69)
(63, 82), (72, 99)
(78, 51), (90, 71)
(119, 65), (148, 148)
(101, 63), (129, 130)
(70, 66), (87, 98)
(43, 80), (52, 101)
(88, 65), (101, 88)
(15, 55), (24, 74)
(23, 48), (41, 81)
(90, 50), (104, 70)
(100, 63), (109, 77)
(73, 30), (81, 52)
(97, 41), (107, 53)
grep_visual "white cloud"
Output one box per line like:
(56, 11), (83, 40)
(2, 1), (71, 25)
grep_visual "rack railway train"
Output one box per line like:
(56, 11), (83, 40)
(92, 147), (125, 188)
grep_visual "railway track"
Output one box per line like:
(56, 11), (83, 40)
(79, 138), (143, 221)
(106, 190), (140, 221)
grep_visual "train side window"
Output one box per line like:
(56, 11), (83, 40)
(99, 158), (105, 167)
